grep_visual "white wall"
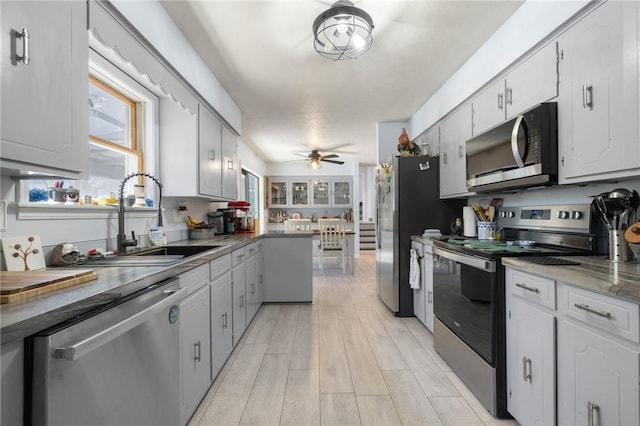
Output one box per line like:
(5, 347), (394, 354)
(377, 122), (407, 165)
(408, 0), (590, 138)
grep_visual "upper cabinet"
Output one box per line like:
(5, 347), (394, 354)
(268, 177), (352, 207)
(1, 0), (88, 178)
(440, 105), (474, 199)
(160, 99), (239, 200)
(557, 1), (640, 184)
(472, 42), (559, 136)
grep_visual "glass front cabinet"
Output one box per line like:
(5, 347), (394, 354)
(269, 180), (288, 207)
(332, 180), (352, 205)
(268, 177), (351, 207)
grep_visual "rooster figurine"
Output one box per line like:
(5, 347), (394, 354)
(397, 128), (421, 156)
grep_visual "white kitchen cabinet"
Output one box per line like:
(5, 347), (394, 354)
(221, 124), (238, 200)
(179, 266), (211, 426)
(332, 180), (352, 205)
(291, 180), (310, 206)
(160, 99), (239, 200)
(263, 237), (313, 302)
(557, 1), (640, 184)
(268, 177), (353, 207)
(423, 246), (435, 333)
(558, 320), (639, 426)
(312, 179), (331, 206)
(557, 280), (640, 426)
(210, 254), (233, 380)
(439, 105), (473, 198)
(471, 42), (558, 136)
(506, 268), (556, 426)
(0, 0), (88, 178)
(255, 240), (264, 310)
(269, 180), (288, 207)
(244, 243), (257, 323)
(231, 247), (247, 346)
(1, 340), (24, 426)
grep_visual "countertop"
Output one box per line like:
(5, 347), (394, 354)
(502, 256), (640, 303)
(0, 231), (312, 346)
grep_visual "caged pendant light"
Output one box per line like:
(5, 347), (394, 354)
(312, 0), (374, 61)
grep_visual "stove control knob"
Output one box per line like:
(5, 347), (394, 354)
(500, 211), (507, 218)
(506, 211), (515, 218)
(571, 211), (583, 219)
(558, 210), (570, 219)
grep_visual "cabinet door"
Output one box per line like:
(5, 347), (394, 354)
(291, 180), (310, 206)
(198, 104), (222, 197)
(232, 261), (247, 345)
(506, 42), (559, 120)
(255, 243), (264, 307)
(440, 105), (473, 198)
(471, 79), (506, 136)
(210, 271), (233, 380)
(270, 180), (288, 207)
(1, 0), (88, 177)
(312, 180), (330, 205)
(558, 320), (640, 426)
(424, 252), (434, 333)
(558, 1), (640, 183)
(245, 253), (258, 323)
(221, 124), (238, 200)
(332, 180), (352, 206)
(181, 285), (212, 425)
(506, 297), (556, 426)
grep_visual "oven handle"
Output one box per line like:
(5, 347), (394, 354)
(53, 284), (186, 361)
(433, 247), (496, 272)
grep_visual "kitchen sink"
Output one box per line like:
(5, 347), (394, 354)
(80, 245), (221, 266)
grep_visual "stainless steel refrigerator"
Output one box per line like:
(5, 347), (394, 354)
(376, 156), (465, 316)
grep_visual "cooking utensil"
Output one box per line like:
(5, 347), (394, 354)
(593, 196), (612, 230)
(624, 221), (640, 244)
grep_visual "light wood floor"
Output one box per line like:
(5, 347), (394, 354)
(189, 252), (519, 426)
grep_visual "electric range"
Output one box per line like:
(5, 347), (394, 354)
(431, 204), (595, 418)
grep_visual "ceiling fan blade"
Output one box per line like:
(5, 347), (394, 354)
(320, 159), (344, 165)
(321, 154), (339, 159)
(293, 152), (311, 158)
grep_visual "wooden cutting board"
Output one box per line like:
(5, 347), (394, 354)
(625, 221), (640, 244)
(0, 269), (97, 304)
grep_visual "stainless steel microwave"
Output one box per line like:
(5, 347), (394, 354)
(466, 102), (557, 193)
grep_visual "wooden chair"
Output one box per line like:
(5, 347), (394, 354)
(284, 219), (312, 231)
(318, 218), (346, 273)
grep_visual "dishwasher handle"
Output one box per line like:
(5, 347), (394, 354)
(54, 284), (186, 361)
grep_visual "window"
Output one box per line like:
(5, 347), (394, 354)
(25, 50), (157, 206)
(241, 169), (260, 220)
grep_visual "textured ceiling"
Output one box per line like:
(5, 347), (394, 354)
(160, 0), (524, 166)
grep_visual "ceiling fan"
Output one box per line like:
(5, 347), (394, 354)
(295, 149), (344, 169)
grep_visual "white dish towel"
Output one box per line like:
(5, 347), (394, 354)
(409, 248), (420, 290)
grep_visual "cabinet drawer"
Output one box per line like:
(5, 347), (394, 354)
(232, 247), (246, 266)
(245, 242), (257, 258)
(255, 240), (264, 253)
(561, 282), (639, 344)
(210, 254), (231, 280)
(507, 268), (556, 310)
(180, 264), (209, 295)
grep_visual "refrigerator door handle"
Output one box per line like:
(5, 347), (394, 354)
(419, 161), (431, 171)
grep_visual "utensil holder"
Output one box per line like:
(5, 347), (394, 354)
(608, 230), (631, 262)
(477, 221), (496, 240)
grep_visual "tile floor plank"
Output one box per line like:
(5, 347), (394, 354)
(429, 396), (485, 425)
(320, 393), (361, 426)
(291, 304), (320, 370)
(382, 370), (443, 425)
(318, 317), (354, 394)
(280, 369), (321, 426)
(266, 304), (300, 354)
(356, 395), (402, 426)
(239, 353), (290, 426)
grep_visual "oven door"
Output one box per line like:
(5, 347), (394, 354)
(433, 246), (497, 364)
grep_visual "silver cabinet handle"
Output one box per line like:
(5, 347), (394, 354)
(251, 282), (255, 294)
(582, 84), (593, 109)
(222, 312), (228, 328)
(54, 284), (186, 361)
(506, 87), (513, 105)
(497, 93), (503, 110)
(510, 114), (526, 168)
(515, 283), (539, 293)
(194, 341), (201, 362)
(237, 254), (244, 261)
(427, 291), (432, 304)
(443, 152), (448, 164)
(574, 303), (611, 319)
(240, 295), (244, 308)
(587, 401), (600, 426)
(522, 357), (532, 383)
(208, 150), (216, 161)
(458, 145), (463, 158)
(16, 28), (30, 65)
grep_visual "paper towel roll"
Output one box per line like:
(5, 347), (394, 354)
(463, 206), (477, 237)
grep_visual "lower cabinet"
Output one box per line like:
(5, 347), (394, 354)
(232, 247), (247, 345)
(245, 243), (259, 324)
(505, 267), (640, 426)
(210, 269), (233, 381)
(179, 266), (212, 426)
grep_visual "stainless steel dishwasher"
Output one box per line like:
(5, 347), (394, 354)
(27, 277), (186, 426)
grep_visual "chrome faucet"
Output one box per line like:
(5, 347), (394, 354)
(117, 172), (163, 254)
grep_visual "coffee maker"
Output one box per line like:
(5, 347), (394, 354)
(218, 208), (237, 234)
